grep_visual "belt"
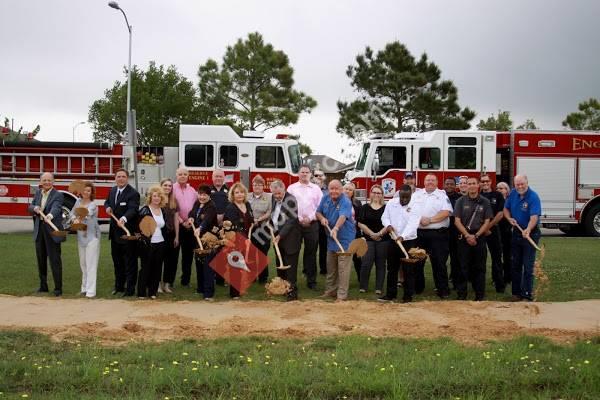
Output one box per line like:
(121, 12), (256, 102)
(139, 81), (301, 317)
(418, 227), (448, 232)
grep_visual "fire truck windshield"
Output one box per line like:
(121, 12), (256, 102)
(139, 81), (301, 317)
(288, 144), (302, 173)
(355, 143), (371, 171)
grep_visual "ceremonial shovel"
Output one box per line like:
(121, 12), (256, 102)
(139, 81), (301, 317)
(267, 224), (291, 270)
(70, 207), (88, 231)
(514, 224), (543, 251)
(191, 221), (211, 256)
(325, 225), (353, 256)
(38, 210), (68, 238)
(139, 215), (157, 238)
(389, 230), (427, 263)
(109, 212), (138, 240)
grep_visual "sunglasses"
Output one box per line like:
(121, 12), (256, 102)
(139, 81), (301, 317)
(314, 174), (323, 178)
(481, 180), (491, 183)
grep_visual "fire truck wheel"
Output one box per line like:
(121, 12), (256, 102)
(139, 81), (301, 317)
(583, 204), (600, 237)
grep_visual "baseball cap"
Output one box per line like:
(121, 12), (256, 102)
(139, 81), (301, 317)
(404, 171), (414, 178)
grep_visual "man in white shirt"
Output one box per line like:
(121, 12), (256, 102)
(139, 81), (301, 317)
(412, 173), (453, 298)
(379, 185), (421, 303)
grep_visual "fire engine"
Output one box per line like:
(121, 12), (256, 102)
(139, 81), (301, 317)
(0, 125), (301, 224)
(344, 130), (600, 236)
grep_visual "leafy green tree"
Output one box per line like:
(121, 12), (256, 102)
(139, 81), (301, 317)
(477, 110), (513, 131)
(516, 119), (538, 130)
(197, 32), (317, 132)
(89, 62), (199, 146)
(336, 42), (475, 140)
(562, 98), (600, 130)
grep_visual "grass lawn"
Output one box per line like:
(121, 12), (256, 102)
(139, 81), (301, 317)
(1, 233), (598, 302)
(0, 331), (598, 399)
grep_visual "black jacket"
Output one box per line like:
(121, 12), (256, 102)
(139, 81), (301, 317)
(224, 202), (254, 235)
(189, 200), (218, 235)
(138, 205), (168, 246)
(104, 184), (140, 242)
(271, 192), (301, 254)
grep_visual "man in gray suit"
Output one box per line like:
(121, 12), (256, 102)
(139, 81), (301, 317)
(269, 179), (302, 301)
(28, 172), (65, 296)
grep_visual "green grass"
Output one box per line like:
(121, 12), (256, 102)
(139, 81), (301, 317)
(0, 233), (598, 302)
(0, 331), (598, 399)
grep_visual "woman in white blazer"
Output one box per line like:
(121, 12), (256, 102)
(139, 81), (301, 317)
(70, 181), (101, 298)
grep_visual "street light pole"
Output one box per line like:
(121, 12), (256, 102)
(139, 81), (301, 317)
(108, 1), (138, 190)
(72, 121), (86, 143)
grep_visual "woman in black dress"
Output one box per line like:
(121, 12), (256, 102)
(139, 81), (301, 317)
(357, 184), (389, 294)
(188, 185), (218, 301)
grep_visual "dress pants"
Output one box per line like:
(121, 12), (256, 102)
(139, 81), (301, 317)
(179, 225), (195, 286)
(385, 239), (417, 300)
(110, 237), (137, 294)
(299, 221), (319, 286)
(318, 224), (328, 274)
(162, 231), (179, 286)
(511, 229), (540, 301)
(35, 228), (62, 291)
(195, 251), (216, 299)
(360, 240), (388, 292)
(77, 237), (100, 297)
(324, 251), (352, 300)
(486, 226), (505, 291)
(251, 227), (271, 283)
(417, 228), (450, 297)
(456, 237), (487, 300)
(138, 242), (165, 297)
(448, 224), (460, 288)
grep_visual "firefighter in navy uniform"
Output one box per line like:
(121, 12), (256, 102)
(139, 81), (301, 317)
(444, 177), (462, 290)
(480, 174), (507, 293)
(453, 176), (493, 301)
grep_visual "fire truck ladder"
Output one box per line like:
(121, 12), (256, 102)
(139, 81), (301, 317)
(0, 151), (125, 179)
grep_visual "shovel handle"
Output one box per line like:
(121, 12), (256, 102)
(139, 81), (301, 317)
(38, 210), (60, 232)
(514, 224), (542, 251)
(109, 212), (132, 237)
(267, 224), (286, 267)
(325, 224), (346, 253)
(389, 230), (410, 259)
(190, 221), (204, 250)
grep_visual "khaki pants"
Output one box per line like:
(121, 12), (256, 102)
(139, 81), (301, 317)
(325, 251), (352, 300)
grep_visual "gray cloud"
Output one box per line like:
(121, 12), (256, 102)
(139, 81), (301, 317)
(1, 0), (599, 160)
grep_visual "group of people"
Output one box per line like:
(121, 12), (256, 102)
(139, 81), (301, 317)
(29, 165), (541, 303)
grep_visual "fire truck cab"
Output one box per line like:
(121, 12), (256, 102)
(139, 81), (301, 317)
(179, 125), (303, 189)
(345, 130), (600, 236)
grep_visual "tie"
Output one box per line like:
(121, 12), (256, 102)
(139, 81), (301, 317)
(116, 189), (122, 204)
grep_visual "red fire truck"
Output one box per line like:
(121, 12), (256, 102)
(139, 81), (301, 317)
(344, 130), (600, 236)
(0, 125), (302, 224)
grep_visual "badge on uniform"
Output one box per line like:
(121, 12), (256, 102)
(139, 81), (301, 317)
(521, 201), (529, 211)
(119, 202), (126, 206)
(491, 198), (497, 204)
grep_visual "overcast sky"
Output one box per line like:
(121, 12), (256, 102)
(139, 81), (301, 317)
(2, 0), (599, 161)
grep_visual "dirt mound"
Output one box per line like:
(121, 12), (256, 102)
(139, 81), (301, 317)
(0, 295), (598, 345)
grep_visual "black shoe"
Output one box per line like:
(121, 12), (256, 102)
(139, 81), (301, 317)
(401, 297), (413, 303)
(286, 291), (298, 302)
(456, 292), (467, 300)
(474, 296), (485, 301)
(438, 291), (450, 299)
(36, 287), (49, 293)
(122, 292), (134, 297)
(377, 295), (395, 303)
(53, 289), (62, 297)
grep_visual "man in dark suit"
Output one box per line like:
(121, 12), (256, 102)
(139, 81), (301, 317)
(269, 179), (302, 301)
(104, 168), (140, 296)
(28, 172), (65, 296)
